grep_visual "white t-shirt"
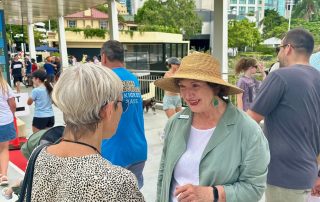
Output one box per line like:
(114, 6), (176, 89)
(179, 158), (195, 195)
(170, 126), (215, 202)
(0, 84), (15, 126)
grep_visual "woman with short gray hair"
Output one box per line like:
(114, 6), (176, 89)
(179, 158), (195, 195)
(28, 63), (145, 201)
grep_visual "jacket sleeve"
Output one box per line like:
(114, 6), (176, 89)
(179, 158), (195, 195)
(223, 124), (270, 202)
(156, 118), (174, 202)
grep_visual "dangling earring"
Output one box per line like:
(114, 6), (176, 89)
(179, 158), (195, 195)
(212, 97), (219, 108)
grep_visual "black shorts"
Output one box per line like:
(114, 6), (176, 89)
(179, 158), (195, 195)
(32, 116), (55, 130)
(13, 76), (23, 83)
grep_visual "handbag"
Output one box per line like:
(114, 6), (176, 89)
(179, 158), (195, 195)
(18, 143), (50, 202)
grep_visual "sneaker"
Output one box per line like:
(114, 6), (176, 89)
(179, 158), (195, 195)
(159, 130), (165, 143)
(0, 175), (9, 186)
(1, 188), (13, 200)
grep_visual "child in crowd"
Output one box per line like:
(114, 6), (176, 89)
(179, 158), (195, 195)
(27, 70), (54, 133)
(235, 58), (266, 111)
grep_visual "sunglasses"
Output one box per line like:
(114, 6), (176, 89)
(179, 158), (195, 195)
(116, 100), (129, 113)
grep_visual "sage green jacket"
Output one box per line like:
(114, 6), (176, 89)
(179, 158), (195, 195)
(157, 103), (270, 202)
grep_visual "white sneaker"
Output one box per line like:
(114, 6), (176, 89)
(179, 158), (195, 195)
(159, 130), (165, 143)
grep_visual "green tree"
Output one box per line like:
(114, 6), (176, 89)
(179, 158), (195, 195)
(291, 18), (320, 43)
(292, 0), (320, 21)
(262, 9), (288, 39)
(134, 0), (202, 39)
(43, 19), (58, 31)
(5, 24), (46, 47)
(228, 19), (261, 51)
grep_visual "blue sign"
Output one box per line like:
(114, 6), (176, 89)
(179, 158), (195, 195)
(0, 10), (10, 83)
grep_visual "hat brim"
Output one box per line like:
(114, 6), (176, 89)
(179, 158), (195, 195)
(154, 74), (244, 95)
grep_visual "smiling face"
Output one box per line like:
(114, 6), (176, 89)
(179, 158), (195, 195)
(178, 79), (215, 113)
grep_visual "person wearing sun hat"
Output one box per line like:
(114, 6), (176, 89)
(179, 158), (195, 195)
(155, 52), (270, 202)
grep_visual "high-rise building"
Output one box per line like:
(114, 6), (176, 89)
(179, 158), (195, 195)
(262, 0), (289, 17)
(228, 0), (265, 22)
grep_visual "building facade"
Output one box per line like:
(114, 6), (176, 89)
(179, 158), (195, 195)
(228, 0), (265, 22)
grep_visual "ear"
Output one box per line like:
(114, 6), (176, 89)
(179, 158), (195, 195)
(100, 103), (113, 121)
(101, 53), (107, 66)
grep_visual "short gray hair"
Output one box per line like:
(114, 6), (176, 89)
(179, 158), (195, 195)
(52, 63), (123, 138)
(100, 40), (124, 62)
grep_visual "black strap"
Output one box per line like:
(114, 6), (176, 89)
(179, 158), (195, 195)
(61, 139), (101, 155)
(18, 143), (50, 202)
(212, 186), (219, 202)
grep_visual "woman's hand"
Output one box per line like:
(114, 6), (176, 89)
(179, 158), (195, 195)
(257, 63), (265, 72)
(175, 184), (213, 202)
(258, 63), (266, 79)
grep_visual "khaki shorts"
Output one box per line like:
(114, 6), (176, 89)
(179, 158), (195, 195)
(266, 184), (311, 202)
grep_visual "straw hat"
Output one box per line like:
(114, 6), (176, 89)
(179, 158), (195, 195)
(155, 52), (243, 95)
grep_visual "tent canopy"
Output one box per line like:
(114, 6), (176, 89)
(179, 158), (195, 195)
(35, 45), (58, 52)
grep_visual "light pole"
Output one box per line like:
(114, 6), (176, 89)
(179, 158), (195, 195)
(288, 0), (294, 31)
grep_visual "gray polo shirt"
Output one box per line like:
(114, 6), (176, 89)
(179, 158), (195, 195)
(251, 64), (320, 189)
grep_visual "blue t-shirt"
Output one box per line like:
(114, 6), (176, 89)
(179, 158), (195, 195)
(26, 61), (32, 74)
(31, 86), (54, 118)
(101, 67), (147, 167)
(251, 65), (320, 189)
(43, 63), (55, 75)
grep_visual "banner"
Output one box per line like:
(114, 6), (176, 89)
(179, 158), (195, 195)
(14, 92), (30, 117)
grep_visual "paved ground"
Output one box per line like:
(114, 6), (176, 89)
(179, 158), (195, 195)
(0, 85), (266, 202)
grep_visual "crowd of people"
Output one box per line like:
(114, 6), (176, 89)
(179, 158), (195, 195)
(0, 28), (320, 202)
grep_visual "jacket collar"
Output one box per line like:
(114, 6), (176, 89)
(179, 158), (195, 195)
(167, 102), (238, 187)
(201, 102), (238, 160)
(174, 102), (238, 160)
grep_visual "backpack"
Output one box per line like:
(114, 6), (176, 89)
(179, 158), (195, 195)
(21, 126), (65, 159)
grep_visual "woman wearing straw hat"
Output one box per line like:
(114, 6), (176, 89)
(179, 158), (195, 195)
(155, 52), (270, 202)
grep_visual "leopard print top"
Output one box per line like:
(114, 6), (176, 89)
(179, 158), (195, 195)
(30, 148), (145, 201)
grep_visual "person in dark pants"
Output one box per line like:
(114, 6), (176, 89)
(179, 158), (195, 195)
(10, 55), (24, 93)
(27, 70), (54, 133)
(100, 40), (147, 189)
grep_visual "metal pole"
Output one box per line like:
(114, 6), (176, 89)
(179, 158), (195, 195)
(288, 0), (293, 31)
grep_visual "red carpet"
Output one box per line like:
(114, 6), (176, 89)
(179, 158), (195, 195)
(9, 137), (28, 172)
(9, 150), (28, 172)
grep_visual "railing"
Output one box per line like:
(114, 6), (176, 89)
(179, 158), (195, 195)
(129, 69), (239, 106)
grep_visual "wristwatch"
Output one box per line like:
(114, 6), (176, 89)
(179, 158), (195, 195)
(212, 186), (219, 202)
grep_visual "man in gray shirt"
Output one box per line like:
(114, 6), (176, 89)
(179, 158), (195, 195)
(248, 28), (320, 202)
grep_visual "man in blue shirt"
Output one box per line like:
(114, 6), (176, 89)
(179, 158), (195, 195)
(100, 40), (147, 189)
(43, 57), (56, 83)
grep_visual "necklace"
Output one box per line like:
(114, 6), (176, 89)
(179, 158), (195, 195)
(61, 138), (101, 155)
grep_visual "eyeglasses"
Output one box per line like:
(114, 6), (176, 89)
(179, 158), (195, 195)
(102, 99), (129, 113)
(116, 100), (129, 113)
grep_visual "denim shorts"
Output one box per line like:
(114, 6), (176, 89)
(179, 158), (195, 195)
(0, 122), (17, 142)
(163, 95), (182, 110)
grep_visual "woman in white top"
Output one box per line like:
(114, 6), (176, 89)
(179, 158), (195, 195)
(0, 70), (16, 186)
(29, 63), (144, 201)
(155, 53), (270, 202)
